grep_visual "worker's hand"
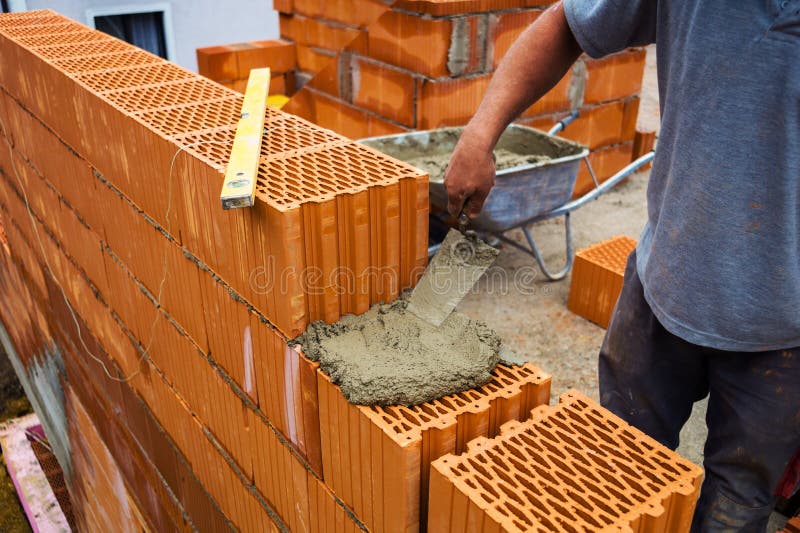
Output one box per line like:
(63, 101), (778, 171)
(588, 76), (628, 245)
(444, 131), (496, 218)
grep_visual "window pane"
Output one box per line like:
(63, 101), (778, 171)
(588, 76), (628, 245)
(95, 12), (167, 59)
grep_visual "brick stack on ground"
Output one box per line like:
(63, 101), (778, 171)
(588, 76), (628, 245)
(568, 236), (637, 328)
(0, 10), (701, 533)
(273, 0), (646, 197)
(429, 390), (704, 532)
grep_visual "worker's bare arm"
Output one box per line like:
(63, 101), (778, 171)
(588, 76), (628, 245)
(445, 1), (582, 217)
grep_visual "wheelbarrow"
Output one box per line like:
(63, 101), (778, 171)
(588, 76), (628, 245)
(360, 112), (655, 281)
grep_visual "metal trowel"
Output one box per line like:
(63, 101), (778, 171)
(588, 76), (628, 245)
(406, 222), (499, 327)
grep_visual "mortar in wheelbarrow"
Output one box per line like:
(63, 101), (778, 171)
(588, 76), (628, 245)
(360, 125), (588, 233)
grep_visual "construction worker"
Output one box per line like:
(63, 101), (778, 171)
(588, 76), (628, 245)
(444, 1), (800, 531)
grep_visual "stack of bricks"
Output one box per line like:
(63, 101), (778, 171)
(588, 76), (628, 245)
(196, 39), (298, 96)
(429, 390), (704, 532)
(568, 235), (637, 328)
(275, 0), (646, 196)
(317, 364), (552, 530)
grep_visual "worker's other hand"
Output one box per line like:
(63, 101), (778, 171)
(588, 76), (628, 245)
(444, 132), (496, 218)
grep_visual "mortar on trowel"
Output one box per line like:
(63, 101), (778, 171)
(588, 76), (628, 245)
(294, 228), (526, 406)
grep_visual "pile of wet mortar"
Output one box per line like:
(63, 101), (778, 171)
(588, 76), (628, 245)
(363, 127), (582, 184)
(294, 292), (502, 406)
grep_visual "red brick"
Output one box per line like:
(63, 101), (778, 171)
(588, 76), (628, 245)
(318, 363), (551, 532)
(322, 0), (392, 28)
(520, 68), (572, 118)
(249, 39), (297, 74)
(268, 72), (294, 95)
(367, 114), (407, 137)
(285, 87), (371, 138)
(632, 128), (656, 169)
(352, 56), (417, 127)
(291, 0), (324, 17)
(293, 15), (365, 53)
(621, 95), (640, 141)
(279, 13), (302, 42)
(367, 10), (452, 78)
(393, 0), (556, 16)
(489, 9), (542, 69)
(272, 0), (293, 13)
(526, 101), (626, 149)
(196, 45), (237, 80)
(584, 48), (646, 104)
(417, 74), (490, 129)
(306, 56), (342, 97)
(296, 44), (336, 74)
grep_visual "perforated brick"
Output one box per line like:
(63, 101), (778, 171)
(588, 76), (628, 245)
(53, 50), (163, 74)
(429, 390), (703, 533)
(101, 78), (233, 113)
(0, 12), (71, 30)
(318, 363), (551, 532)
(568, 236), (636, 329)
(15, 29), (113, 47)
(75, 62), (193, 92)
(31, 38), (131, 60)
(173, 113), (343, 169)
(256, 140), (422, 208)
(0, 11), (429, 339)
(134, 96), (243, 138)
(0, 21), (83, 38)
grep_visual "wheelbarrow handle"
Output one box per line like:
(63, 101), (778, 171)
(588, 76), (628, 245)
(544, 150), (656, 219)
(547, 110), (580, 136)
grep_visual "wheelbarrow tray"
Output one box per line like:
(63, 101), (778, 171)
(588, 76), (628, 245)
(360, 125), (588, 233)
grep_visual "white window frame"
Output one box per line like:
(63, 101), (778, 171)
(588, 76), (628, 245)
(85, 3), (176, 62)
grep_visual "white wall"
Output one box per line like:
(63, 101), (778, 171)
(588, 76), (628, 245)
(18, 0), (280, 71)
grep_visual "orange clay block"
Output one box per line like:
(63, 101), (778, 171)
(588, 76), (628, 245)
(781, 514), (800, 533)
(0, 10), (427, 337)
(632, 130), (657, 170)
(567, 236), (637, 329)
(318, 363), (551, 532)
(0, 129), (325, 478)
(66, 388), (153, 531)
(429, 389), (704, 533)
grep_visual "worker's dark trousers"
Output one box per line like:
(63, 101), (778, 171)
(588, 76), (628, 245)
(599, 251), (800, 533)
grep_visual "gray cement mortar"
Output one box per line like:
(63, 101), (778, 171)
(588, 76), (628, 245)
(365, 127), (581, 185)
(293, 291), (501, 406)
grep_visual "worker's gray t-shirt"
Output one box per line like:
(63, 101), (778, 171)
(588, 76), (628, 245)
(563, 0), (800, 351)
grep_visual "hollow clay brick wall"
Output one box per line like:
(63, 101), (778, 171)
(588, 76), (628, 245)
(0, 9), (426, 531)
